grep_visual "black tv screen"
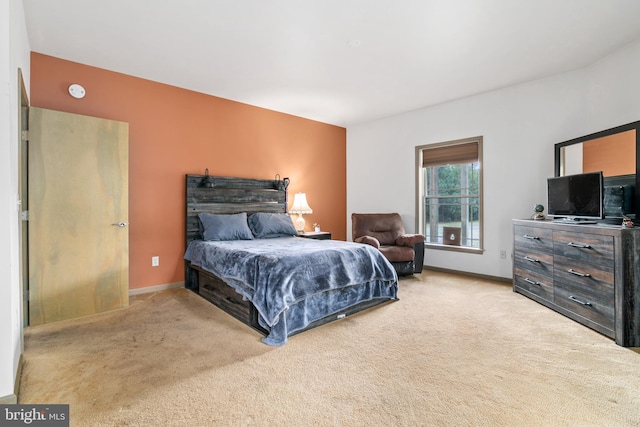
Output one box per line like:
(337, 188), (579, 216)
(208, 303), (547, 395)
(547, 171), (604, 221)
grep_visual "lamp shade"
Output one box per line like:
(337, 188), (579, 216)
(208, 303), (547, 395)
(290, 193), (313, 214)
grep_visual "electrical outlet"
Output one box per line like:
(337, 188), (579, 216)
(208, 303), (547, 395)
(152, 256), (159, 267)
(500, 250), (506, 259)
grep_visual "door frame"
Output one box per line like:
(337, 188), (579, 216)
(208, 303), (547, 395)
(18, 69), (29, 328)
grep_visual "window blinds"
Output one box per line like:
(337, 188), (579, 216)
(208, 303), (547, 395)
(421, 141), (478, 167)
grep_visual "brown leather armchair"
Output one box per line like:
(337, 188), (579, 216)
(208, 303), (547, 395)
(351, 213), (425, 276)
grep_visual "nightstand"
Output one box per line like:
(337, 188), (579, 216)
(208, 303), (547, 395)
(298, 231), (331, 240)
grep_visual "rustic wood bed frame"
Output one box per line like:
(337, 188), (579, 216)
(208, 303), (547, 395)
(184, 173), (393, 339)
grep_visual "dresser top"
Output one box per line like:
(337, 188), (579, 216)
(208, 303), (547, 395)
(513, 218), (640, 236)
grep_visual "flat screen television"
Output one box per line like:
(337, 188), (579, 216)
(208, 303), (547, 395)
(547, 171), (604, 222)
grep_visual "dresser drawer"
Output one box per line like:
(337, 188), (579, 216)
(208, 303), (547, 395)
(553, 231), (614, 267)
(554, 285), (614, 333)
(514, 225), (553, 254)
(554, 254), (614, 290)
(199, 272), (251, 324)
(513, 249), (553, 278)
(514, 267), (553, 302)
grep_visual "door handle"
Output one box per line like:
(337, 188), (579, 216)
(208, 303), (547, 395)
(111, 221), (127, 228)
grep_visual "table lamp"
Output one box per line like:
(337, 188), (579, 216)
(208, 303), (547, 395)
(290, 192), (313, 232)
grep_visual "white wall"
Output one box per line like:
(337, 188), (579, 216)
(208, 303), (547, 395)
(585, 39), (640, 130)
(347, 39), (640, 279)
(0, 0), (30, 403)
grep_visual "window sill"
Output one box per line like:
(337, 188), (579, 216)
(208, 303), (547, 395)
(424, 243), (484, 254)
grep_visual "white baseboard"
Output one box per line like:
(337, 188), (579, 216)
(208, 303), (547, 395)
(1, 354), (22, 404)
(423, 266), (511, 283)
(129, 281), (184, 296)
(0, 393), (17, 404)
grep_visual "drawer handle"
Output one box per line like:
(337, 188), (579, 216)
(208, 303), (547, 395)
(226, 296), (242, 305)
(568, 268), (591, 278)
(569, 295), (593, 307)
(568, 242), (592, 249)
(523, 234), (540, 240)
(524, 278), (541, 286)
(523, 256), (540, 263)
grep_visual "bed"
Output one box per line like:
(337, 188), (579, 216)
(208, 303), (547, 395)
(184, 173), (398, 345)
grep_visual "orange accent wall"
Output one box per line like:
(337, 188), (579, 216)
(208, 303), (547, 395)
(30, 52), (346, 290)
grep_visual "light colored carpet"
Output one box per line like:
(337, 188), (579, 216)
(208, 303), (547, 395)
(19, 271), (640, 426)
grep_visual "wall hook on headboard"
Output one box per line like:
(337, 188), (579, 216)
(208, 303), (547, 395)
(201, 168), (215, 188)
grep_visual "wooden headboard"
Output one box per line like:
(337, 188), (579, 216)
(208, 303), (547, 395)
(185, 174), (290, 247)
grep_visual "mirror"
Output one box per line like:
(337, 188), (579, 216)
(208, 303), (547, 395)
(560, 130), (635, 177)
(555, 120), (640, 219)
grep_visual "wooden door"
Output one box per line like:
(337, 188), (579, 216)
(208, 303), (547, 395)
(28, 108), (129, 325)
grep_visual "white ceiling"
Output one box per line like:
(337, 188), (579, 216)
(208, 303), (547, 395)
(23, 0), (640, 127)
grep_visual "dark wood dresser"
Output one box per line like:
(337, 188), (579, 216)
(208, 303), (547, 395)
(513, 219), (640, 347)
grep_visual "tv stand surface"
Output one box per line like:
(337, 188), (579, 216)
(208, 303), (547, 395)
(552, 217), (597, 224)
(513, 219), (640, 347)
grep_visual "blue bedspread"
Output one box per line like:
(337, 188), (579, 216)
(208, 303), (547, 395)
(185, 237), (398, 345)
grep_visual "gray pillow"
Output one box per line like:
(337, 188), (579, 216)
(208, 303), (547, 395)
(198, 212), (254, 241)
(248, 212), (297, 238)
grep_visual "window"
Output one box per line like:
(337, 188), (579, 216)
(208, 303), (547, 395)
(415, 137), (483, 253)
